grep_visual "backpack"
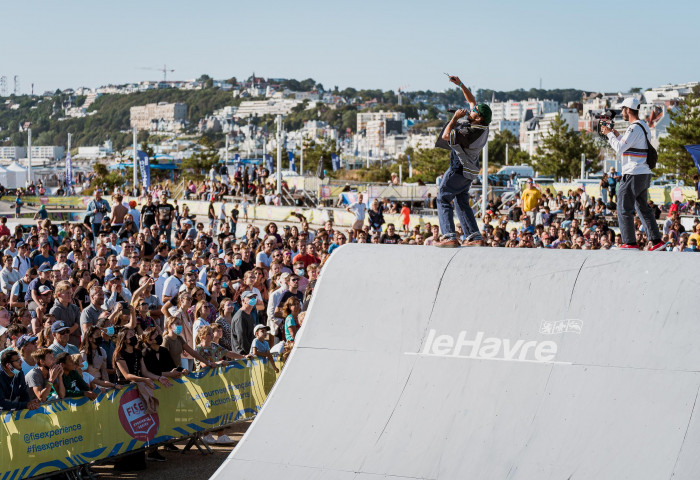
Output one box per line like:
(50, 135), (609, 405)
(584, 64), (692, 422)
(634, 122), (658, 170)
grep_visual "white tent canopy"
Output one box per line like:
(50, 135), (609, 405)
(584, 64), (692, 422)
(4, 161), (28, 189)
(0, 166), (9, 189)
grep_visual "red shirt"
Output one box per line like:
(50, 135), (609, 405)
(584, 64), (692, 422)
(0, 225), (10, 236)
(293, 253), (320, 268)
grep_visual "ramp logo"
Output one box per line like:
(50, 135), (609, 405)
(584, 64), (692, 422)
(118, 389), (160, 441)
(406, 329), (570, 365)
(540, 319), (583, 335)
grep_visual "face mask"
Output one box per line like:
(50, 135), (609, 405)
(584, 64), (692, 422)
(128, 336), (138, 347)
(155, 334), (163, 345)
(234, 259), (242, 267)
(105, 326), (115, 336)
(81, 361), (88, 370)
(247, 296), (257, 307)
(174, 325), (183, 335)
(295, 269), (305, 276)
(222, 282), (228, 289)
(10, 367), (20, 376)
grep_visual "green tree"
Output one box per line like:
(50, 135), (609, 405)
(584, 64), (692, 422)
(533, 114), (601, 179)
(181, 137), (219, 179)
(488, 130), (521, 166)
(658, 85), (700, 181)
(396, 147), (451, 183)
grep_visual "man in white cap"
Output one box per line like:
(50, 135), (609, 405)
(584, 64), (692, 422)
(600, 97), (663, 250)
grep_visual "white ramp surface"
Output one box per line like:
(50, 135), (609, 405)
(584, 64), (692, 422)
(211, 246), (700, 479)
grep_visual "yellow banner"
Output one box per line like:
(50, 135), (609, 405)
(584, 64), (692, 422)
(1, 359), (280, 479)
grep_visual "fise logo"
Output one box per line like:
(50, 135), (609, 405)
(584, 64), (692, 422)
(406, 329), (569, 365)
(118, 389), (160, 441)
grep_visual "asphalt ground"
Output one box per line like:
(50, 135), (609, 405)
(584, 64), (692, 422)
(90, 421), (251, 480)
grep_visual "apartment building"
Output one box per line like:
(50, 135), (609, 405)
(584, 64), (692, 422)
(130, 102), (188, 131)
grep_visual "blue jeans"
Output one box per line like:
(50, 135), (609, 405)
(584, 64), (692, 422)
(617, 173), (660, 245)
(437, 169), (481, 241)
(91, 223), (101, 246)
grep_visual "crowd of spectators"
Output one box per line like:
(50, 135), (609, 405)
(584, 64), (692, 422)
(2, 172), (698, 467)
(183, 164), (288, 207)
(0, 189), (325, 463)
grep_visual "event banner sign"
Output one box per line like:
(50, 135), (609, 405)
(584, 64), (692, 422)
(1, 359), (280, 479)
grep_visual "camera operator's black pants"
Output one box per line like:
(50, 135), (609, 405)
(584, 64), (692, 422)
(617, 174), (661, 245)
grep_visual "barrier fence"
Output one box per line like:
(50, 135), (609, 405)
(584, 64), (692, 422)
(1, 358), (281, 480)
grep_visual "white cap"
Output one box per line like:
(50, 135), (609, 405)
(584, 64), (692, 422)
(253, 324), (270, 334)
(620, 97), (640, 110)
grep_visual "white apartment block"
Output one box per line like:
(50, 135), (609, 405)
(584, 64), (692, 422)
(407, 133), (437, 151)
(644, 82), (699, 103)
(234, 99), (304, 118)
(384, 134), (408, 159)
(366, 120), (386, 153)
(489, 99), (559, 123)
(488, 120), (520, 140)
(30, 146), (65, 159)
(77, 140), (113, 159)
(0, 146), (27, 160)
(130, 102), (188, 132)
(520, 109), (579, 156)
(356, 111), (405, 133)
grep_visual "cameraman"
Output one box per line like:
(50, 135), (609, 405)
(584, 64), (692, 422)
(600, 98), (663, 250)
(434, 74), (491, 247)
(86, 189), (111, 246)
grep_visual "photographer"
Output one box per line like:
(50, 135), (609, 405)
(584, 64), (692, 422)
(434, 74), (492, 247)
(600, 98), (663, 250)
(86, 189), (111, 245)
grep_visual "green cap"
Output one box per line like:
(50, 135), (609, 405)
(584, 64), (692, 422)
(473, 104), (492, 125)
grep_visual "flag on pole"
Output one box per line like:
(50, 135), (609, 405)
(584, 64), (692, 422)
(331, 153), (340, 171)
(317, 157), (325, 180)
(137, 150), (151, 189)
(288, 151), (296, 172)
(684, 145), (700, 174)
(65, 152), (73, 187)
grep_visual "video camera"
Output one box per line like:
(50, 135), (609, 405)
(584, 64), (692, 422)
(594, 109), (620, 138)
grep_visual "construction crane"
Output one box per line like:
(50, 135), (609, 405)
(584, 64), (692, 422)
(138, 64), (175, 82)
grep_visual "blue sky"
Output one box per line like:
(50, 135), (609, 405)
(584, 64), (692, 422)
(1, 0), (697, 95)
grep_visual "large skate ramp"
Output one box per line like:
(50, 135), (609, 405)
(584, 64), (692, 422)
(212, 246), (700, 479)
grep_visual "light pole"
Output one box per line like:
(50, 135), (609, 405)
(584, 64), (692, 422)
(276, 115), (283, 195)
(481, 141), (489, 216)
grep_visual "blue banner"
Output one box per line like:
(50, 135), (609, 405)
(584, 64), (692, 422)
(288, 151), (296, 172)
(684, 145), (700, 175)
(137, 150), (150, 189)
(65, 153), (73, 187)
(331, 153), (340, 171)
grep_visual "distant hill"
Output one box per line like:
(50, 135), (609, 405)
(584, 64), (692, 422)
(0, 88), (236, 151)
(0, 82), (586, 152)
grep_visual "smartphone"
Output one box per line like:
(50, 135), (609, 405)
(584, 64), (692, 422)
(176, 366), (184, 372)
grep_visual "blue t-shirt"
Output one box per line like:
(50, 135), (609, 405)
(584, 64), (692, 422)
(33, 255), (56, 268)
(284, 315), (298, 342)
(251, 338), (270, 354)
